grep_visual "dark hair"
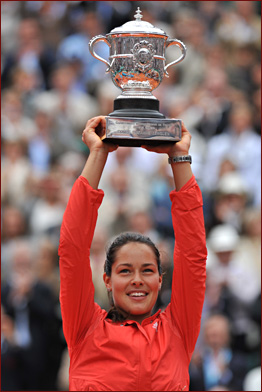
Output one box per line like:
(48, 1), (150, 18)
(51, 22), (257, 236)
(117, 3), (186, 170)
(104, 232), (162, 276)
(104, 232), (162, 322)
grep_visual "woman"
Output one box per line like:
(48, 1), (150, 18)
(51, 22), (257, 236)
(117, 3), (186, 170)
(59, 116), (207, 391)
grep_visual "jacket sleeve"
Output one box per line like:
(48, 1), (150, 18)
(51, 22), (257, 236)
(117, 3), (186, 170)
(169, 175), (207, 360)
(58, 176), (104, 348)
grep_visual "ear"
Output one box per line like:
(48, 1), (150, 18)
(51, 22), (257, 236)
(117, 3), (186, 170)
(103, 273), (112, 291)
(158, 275), (163, 291)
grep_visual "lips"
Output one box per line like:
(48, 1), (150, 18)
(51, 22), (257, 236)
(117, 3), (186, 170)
(127, 291), (148, 297)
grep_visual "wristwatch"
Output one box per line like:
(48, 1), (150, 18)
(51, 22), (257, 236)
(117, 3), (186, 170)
(168, 155), (192, 164)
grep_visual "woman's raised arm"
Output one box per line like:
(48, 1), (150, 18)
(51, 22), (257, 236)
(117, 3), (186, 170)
(59, 117), (118, 346)
(142, 121), (193, 190)
(81, 116), (118, 189)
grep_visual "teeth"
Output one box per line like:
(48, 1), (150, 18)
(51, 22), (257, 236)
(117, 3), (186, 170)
(129, 292), (146, 297)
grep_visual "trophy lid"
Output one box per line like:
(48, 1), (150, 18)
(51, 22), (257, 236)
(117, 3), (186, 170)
(109, 7), (167, 36)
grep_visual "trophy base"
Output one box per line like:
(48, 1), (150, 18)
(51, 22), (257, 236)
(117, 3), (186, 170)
(109, 98), (165, 119)
(104, 116), (181, 147)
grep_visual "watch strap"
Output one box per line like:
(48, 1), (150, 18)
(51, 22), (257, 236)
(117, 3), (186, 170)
(168, 155), (192, 164)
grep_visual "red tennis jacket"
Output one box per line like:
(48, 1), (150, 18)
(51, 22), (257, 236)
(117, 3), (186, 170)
(59, 175), (207, 391)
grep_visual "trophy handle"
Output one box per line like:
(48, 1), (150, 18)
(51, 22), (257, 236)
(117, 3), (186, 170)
(164, 39), (187, 76)
(89, 35), (111, 73)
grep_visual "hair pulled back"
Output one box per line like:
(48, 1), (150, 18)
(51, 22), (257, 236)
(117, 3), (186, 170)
(104, 232), (162, 276)
(104, 232), (162, 323)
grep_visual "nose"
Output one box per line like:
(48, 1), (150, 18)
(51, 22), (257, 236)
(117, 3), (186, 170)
(131, 271), (143, 286)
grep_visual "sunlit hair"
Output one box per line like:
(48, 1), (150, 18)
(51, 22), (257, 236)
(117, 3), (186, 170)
(104, 232), (162, 322)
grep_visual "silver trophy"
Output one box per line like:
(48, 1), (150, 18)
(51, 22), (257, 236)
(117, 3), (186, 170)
(89, 7), (186, 146)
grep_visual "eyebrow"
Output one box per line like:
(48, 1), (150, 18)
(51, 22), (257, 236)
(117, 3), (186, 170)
(116, 263), (156, 268)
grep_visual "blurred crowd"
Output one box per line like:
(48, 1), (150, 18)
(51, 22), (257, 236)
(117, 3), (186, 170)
(1, 1), (261, 391)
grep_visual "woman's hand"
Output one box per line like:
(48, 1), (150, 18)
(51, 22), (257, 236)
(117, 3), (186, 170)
(81, 116), (118, 189)
(141, 121), (191, 157)
(82, 116), (118, 154)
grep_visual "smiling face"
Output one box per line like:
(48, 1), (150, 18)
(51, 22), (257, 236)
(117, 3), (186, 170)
(103, 242), (162, 324)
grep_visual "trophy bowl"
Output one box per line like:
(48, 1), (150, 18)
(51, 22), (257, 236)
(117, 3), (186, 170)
(89, 7), (187, 146)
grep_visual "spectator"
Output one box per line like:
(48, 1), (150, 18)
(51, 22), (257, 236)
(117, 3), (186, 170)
(153, 239), (174, 312)
(1, 138), (32, 208)
(34, 62), (99, 140)
(90, 227), (110, 310)
(103, 140), (163, 177)
(1, 205), (28, 282)
(1, 205), (28, 244)
(127, 210), (160, 245)
(8, 66), (43, 117)
(207, 224), (260, 305)
(57, 150), (87, 203)
(205, 224), (261, 357)
(192, 67), (234, 140)
(27, 109), (54, 175)
(28, 171), (65, 238)
(202, 101), (261, 205)
(172, 9), (207, 92)
(1, 89), (36, 143)
(149, 157), (175, 239)
(98, 164), (151, 235)
(36, 237), (61, 298)
(216, 1), (261, 48)
(56, 9), (110, 94)
(1, 240), (61, 390)
(238, 206), (261, 277)
(1, 17), (56, 90)
(1, 305), (22, 391)
(206, 171), (250, 234)
(189, 314), (247, 391)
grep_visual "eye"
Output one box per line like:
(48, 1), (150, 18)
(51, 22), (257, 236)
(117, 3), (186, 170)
(143, 268), (154, 273)
(119, 269), (130, 274)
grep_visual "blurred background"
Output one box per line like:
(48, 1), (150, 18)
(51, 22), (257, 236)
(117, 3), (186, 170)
(1, 1), (261, 391)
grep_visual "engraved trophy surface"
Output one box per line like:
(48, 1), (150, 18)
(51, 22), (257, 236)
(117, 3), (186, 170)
(89, 7), (186, 146)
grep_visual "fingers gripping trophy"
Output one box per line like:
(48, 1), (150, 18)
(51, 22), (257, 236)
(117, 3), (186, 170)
(89, 7), (187, 147)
